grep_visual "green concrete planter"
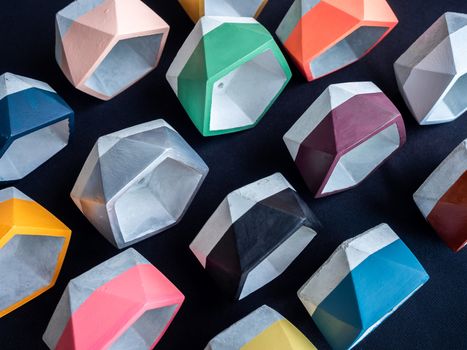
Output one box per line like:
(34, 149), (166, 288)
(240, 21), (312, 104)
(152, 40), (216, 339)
(167, 17), (291, 136)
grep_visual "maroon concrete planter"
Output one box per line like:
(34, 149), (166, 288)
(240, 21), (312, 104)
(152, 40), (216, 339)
(284, 82), (406, 198)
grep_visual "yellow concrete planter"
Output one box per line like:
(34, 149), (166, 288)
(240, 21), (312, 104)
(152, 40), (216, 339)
(0, 187), (71, 318)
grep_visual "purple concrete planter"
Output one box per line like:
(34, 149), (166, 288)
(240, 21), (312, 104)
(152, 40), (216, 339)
(284, 82), (406, 198)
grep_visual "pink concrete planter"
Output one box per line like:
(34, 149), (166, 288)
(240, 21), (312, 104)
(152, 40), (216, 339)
(55, 0), (170, 100)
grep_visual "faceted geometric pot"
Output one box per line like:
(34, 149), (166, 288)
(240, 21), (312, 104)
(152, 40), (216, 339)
(284, 82), (406, 198)
(276, 0), (398, 81)
(178, 0), (268, 22)
(414, 139), (467, 252)
(43, 248), (184, 350)
(205, 305), (317, 350)
(71, 120), (209, 249)
(0, 187), (71, 318)
(298, 224), (429, 350)
(394, 12), (467, 125)
(0, 73), (74, 182)
(190, 173), (321, 300)
(56, 0), (170, 100)
(167, 16), (291, 136)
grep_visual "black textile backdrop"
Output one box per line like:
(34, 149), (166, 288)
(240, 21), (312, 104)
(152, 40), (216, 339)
(0, 0), (466, 349)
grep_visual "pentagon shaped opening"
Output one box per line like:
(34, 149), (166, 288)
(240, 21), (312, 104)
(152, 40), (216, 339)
(311, 26), (389, 79)
(0, 119), (70, 182)
(204, 0), (264, 17)
(114, 157), (203, 245)
(209, 49), (287, 131)
(109, 304), (178, 349)
(84, 34), (162, 98)
(239, 225), (316, 299)
(0, 235), (65, 311)
(322, 124), (400, 195)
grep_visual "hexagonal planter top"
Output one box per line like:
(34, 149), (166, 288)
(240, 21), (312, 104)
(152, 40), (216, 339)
(298, 224), (429, 350)
(284, 82), (406, 198)
(56, 0), (170, 100)
(178, 0), (268, 22)
(190, 173), (320, 300)
(414, 139), (467, 252)
(0, 187), (71, 318)
(204, 305), (317, 350)
(167, 16), (291, 136)
(43, 248), (184, 350)
(0, 73), (74, 182)
(71, 119), (209, 249)
(276, 0), (398, 81)
(394, 12), (467, 125)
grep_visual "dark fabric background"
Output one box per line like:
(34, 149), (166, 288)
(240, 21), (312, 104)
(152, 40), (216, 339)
(0, 1), (466, 349)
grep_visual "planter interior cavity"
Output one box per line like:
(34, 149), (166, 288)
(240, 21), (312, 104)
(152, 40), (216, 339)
(109, 305), (178, 350)
(322, 123), (400, 194)
(240, 225), (317, 299)
(0, 235), (65, 311)
(209, 49), (286, 131)
(0, 119), (70, 180)
(114, 158), (203, 243)
(311, 26), (388, 78)
(85, 34), (163, 97)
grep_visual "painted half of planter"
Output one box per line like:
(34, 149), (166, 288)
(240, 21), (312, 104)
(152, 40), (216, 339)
(179, 0), (268, 22)
(71, 119), (209, 249)
(0, 73), (74, 182)
(167, 16), (291, 136)
(394, 12), (467, 125)
(276, 0), (398, 81)
(0, 187), (71, 318)
(414, 139), (467, 252)
(43, 248), (184, 350)
(55, 0), (170, 100)
(205, 305), (317, 350)
(190, 173), (321, 300)
(298, 224), (429, 350)
(283, 82), (406, 198)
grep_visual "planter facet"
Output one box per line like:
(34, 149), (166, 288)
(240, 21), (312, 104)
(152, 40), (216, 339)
(284, 82), (406, 198)
(276, 0), (398, 81)
(298, 224), (429, 350)
(179, 0), (268, 22)
(167, 16), (291, 136)
(55, 0), (170, 100)
(43, 248), (184, 350)
(0, 187), (71, 318)
(190, 173), (321, 300)
(414, 139), (467, 252)
(0, 73), (73, 182)
(205, 305), (316, 350)
(71, 120), (209, 249)
(394, 12), (467, 124)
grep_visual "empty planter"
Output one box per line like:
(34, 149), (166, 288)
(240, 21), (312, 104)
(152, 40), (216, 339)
(276, 0), (398, 81)
(178, 0), (268, 22)
(190, 173), (321, 300)
(284, 82), (406, 198)
(71, 120), (209, 249)
(166, 16), (291, 136)
(0, 73), (73, 182)
(298, 224), (429, 350)
(55, 0), (170, 100)
(43, 248), (184, 350)
(0, 187), (71, 318)
(394, 12), (467, 124)
(414, 139), (467, 252)
(205, 305), (316, 350)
